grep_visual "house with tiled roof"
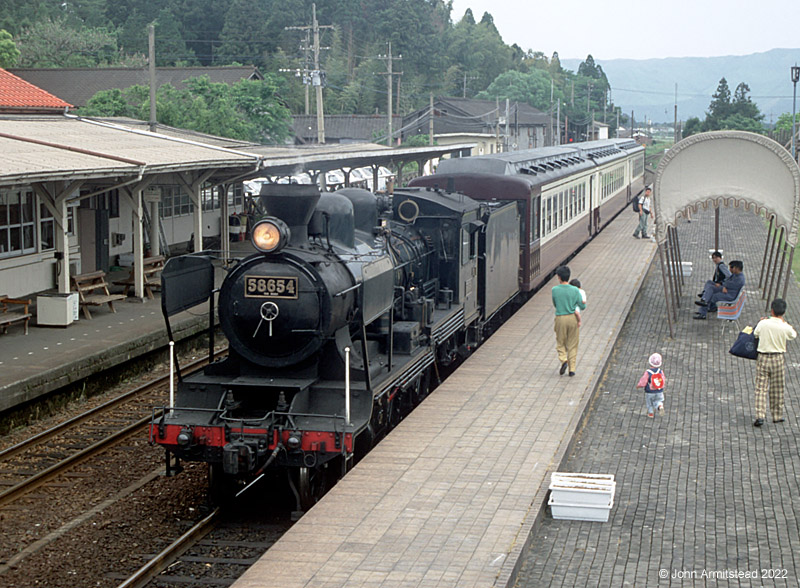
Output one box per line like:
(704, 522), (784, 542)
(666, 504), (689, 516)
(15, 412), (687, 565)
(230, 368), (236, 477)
(291, 114), (404, 145)
(402, 97), (554, 155)
(8, 66), (263, 108)
(0, 68), (72, 113)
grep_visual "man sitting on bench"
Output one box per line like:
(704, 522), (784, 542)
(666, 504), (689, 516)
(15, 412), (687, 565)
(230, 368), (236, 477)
(694, 260), (745, 320)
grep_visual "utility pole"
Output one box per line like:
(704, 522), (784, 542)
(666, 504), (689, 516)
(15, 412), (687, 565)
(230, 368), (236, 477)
(616, 108), (620, 138)
(311, 4), (326, 143)
(505, 98), (510, 152)
(378, 42), (402, 145)
(462, 71), (478, 98)
(587, 83), (592, 113)
(285, 3), (333, 142)
(429, 93), (434, 146)
(148, 23), (156, 132)
(495, 97), (500, 153)
(302, 29), (311, 114)
(674, 83), (678, 143)
(556, 101), (560, 145)
(550, 79), (554, 146)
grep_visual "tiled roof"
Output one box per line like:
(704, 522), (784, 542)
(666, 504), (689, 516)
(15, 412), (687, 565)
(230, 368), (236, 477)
(0, 68), (72, 112)
(401, 96), (551, 139)
(8, 66), (262, 108)
(292, 114), (404, 144)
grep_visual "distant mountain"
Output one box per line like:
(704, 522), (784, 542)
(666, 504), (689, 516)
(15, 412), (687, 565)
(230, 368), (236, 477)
(562, 49), (800, 124)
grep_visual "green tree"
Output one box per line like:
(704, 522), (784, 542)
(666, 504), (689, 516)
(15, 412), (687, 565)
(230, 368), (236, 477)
(719, 113), (763, 133)
(78, 76), (291, 144)
(705, 77), (732, 130)
(216, 0), (272, 67)
(0, 28), (20, 67)
(15, 18), (118, 67)
(683, 116), (703, 138)
(476, 69), (556, 112)
(82, 88), (133, 116)
(731, 82), (762, 121)
(775, 111), (800, 132)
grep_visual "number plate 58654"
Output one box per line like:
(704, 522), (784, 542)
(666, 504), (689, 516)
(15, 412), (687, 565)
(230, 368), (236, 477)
(244, 276), (298, 299)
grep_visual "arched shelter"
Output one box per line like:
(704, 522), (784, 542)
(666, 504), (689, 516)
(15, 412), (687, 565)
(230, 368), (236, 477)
(653, 131), (800, 336)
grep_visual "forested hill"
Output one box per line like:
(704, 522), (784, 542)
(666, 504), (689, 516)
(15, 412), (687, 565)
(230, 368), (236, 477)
(0, 0), (521, 116)
(3, 1), (795, 137)
(563, 49), (800, 123)
(0, 0), (620, 127)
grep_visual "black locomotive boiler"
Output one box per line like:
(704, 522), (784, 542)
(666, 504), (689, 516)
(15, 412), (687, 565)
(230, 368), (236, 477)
(151, 183), (520, 508)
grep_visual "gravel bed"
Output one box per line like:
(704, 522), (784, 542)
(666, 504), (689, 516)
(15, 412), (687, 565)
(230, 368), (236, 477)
(0, 343), (223, 587)
(0, 461), (208, 588)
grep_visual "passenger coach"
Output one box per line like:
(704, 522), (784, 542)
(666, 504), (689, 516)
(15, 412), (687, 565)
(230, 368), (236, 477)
(409, 138), (645, 291)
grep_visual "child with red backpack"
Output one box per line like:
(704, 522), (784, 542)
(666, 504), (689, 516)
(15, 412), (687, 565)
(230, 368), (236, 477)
(637, 353), (665, 418)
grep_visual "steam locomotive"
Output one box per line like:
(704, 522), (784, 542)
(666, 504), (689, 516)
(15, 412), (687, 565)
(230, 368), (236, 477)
(150, 139), (644, 509)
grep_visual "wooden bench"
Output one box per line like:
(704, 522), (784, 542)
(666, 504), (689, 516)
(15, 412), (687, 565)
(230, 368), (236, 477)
(71, 271), (126, 320)
(0, 295), (32, 335)
(113, 255), (165, 300)
(717, 289), (746, 335)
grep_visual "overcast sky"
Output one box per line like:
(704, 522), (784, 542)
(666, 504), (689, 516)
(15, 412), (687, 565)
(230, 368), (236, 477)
(450, 0), (800, 61)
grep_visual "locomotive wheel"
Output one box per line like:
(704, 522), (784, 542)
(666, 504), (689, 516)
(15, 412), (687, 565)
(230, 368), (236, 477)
(294, 465), (328, 511)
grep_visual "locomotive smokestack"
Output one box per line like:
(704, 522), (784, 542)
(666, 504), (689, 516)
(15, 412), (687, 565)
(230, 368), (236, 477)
(259, 184), (321, 246)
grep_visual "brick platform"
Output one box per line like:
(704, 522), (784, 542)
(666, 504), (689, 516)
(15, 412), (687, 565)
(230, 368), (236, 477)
(516, 207), (800, 586)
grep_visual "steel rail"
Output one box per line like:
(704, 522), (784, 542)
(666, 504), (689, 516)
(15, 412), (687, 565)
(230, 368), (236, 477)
(0, 348), (227, 508)
(116, 508), (220, 588)
(0, 349), (226, 462)
(0, 414), (152, 508)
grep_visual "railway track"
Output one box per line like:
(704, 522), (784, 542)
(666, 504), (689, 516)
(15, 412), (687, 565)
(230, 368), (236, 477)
(116, 503), (289, 588)
(0, 350), (226, 510)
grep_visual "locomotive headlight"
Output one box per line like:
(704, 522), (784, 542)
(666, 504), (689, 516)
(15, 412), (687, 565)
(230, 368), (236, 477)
(252, 218), (290, 253)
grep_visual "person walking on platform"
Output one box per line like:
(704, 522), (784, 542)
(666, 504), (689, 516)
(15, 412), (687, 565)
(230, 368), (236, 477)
(632, 186), (653, 239)
(694, 260), (744, 319)
(552, 266), (586, 377)
(636, 353), (666, 418)
(752, 298), (797, 427)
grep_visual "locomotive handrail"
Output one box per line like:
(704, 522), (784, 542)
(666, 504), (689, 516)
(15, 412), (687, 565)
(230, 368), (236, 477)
(334, 282), (361, 297)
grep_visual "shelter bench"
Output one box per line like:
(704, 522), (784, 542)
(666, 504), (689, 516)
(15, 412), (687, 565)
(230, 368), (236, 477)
(113, 255), (165, 299)
(70, 271), (126, 320)
(0, 295), (32, 335)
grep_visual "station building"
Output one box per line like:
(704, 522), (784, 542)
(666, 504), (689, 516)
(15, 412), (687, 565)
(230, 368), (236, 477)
(0, 68), (472, 303)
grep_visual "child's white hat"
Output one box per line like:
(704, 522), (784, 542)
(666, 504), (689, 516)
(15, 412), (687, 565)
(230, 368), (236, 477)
(649, 353), (662, 367)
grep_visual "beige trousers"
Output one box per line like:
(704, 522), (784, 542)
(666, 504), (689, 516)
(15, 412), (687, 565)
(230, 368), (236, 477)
(554, 314), (580, 372)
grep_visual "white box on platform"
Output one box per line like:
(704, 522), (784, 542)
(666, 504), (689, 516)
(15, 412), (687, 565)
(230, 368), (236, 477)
(548, 496), (614, 522)
(549, 473), (615, 521)
(37, 292), (79, 326)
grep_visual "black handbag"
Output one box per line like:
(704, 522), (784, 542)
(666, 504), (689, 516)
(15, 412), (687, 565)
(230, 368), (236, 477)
(729, 330), (758, 360)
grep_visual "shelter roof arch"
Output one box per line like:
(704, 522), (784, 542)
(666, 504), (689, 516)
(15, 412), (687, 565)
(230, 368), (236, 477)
(653, 131), (800, 247)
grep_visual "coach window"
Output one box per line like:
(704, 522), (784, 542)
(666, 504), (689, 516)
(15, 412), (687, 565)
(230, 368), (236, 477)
(530, 196), (540, 241)
(545, 197), (552, 235)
